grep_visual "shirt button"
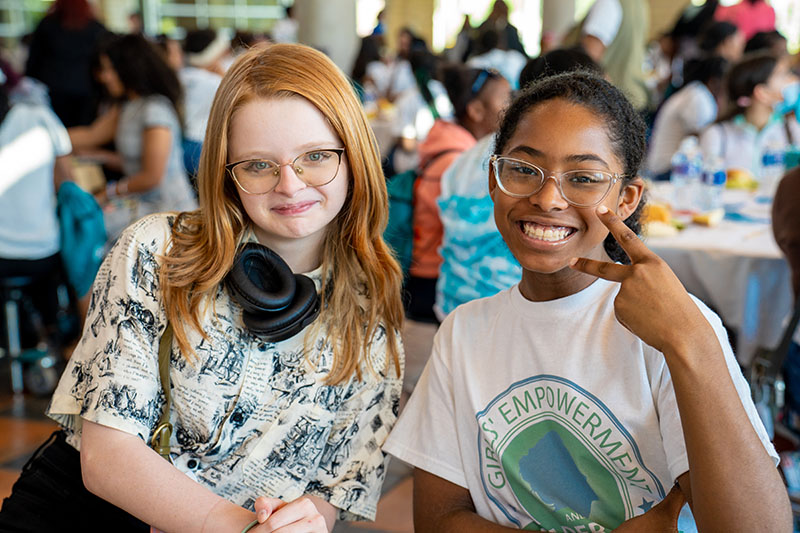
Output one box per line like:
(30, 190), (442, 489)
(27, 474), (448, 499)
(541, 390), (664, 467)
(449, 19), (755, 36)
(187, 459), (197, 469)
(231, 412), (244, 424)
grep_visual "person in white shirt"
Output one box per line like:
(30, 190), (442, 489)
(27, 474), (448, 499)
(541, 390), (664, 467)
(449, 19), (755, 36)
(699, 52), (799, 176)
(271, 5), (298, 44)
(0, 71), (73, 330)
(580, 0), (623, 62)
(646, 56), (728, 178)
(179, 29), (227, 176)
(385, 70), (789, 532)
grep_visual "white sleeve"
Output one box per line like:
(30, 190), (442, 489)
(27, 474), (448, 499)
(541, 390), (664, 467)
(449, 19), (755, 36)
(582, 0), (623, 47)
(656, 296), (779, 482)
(699, 123), (724, 163)
(679, 86), (717, 134)
(37, 105), (72, 157)
(383, 321), (469, 488)
(48, 214), (173, 442)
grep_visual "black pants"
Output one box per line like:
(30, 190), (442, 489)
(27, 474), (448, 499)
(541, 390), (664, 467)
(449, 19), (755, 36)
(0, 431), (148, 532)
(404, 275), (440, 324)
(0, 253), (64, 330)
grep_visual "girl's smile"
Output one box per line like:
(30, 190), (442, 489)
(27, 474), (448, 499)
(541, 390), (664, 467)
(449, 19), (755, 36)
(517, 218), (577, 246)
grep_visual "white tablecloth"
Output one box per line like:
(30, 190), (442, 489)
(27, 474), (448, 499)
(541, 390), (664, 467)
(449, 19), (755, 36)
(645, 186), (793, 366)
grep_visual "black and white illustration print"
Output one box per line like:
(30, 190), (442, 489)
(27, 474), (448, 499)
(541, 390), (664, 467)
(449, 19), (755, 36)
(48, 214), (403, 520)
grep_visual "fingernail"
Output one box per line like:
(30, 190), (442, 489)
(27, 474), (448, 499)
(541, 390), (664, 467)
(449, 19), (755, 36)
(257, 510), (268, 522)
(597, 205), (608, 214)
(568, 257), (578, 266)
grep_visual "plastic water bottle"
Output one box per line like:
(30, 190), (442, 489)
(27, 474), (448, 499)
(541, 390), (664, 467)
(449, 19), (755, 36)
(701, 157), (727, 211)
(759, 142), (785, 199)
(671, 137), (703, 211)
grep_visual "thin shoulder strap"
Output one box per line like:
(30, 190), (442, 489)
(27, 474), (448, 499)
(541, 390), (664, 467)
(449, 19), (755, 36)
(150, 322), (174, 462)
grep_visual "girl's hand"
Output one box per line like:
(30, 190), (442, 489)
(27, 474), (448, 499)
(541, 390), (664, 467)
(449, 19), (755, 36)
(569, 205), (713, 355)
(253, 495), (329, 532)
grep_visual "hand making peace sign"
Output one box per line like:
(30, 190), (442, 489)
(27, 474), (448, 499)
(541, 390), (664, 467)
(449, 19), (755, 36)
(570, 205), (716, 356)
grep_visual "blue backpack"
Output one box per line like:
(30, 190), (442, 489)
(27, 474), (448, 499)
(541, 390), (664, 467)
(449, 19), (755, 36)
(384, 149), (459, 275)
(57, 181), (107, 297)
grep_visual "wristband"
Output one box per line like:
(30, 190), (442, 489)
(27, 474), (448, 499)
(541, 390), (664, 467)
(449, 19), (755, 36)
(240, 519), (259, 533)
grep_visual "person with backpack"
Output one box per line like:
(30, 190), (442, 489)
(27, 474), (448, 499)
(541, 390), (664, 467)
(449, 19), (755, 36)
(406, 65), (510, 324)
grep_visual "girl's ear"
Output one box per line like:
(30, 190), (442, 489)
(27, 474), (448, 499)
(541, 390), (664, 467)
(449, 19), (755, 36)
(488, 162), (498, 198)
(466, 98), (486, 124)
(616, 177), (644, 220)
(752, 82), (777, 105)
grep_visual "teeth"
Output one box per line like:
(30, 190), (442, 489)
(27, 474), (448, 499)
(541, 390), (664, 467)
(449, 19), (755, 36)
(521, 222), (572, 242)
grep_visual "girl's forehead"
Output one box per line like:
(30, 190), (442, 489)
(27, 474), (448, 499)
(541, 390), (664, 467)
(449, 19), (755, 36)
(505, 99), (622, 169)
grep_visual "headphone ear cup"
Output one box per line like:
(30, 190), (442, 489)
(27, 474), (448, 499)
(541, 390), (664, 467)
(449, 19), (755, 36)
(242, 274), (320, 342)
(226, 243), (296, 314)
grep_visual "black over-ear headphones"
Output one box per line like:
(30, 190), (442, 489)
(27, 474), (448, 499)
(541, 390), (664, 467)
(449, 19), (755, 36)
(225, 243), (320, 342)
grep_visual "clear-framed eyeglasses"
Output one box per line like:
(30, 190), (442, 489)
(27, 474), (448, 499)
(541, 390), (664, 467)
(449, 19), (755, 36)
(226, 148), (345, 195)
(489, 154), (624, 208)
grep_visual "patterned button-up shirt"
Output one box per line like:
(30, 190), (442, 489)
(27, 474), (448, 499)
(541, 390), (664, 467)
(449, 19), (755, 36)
(49, 213), (403, 520)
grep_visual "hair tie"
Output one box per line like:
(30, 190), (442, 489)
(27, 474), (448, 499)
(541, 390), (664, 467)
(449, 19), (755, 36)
(736, 96), (752, 108)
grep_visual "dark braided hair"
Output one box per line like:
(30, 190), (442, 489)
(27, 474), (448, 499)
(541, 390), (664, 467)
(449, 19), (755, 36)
(493, 70), (647, 264)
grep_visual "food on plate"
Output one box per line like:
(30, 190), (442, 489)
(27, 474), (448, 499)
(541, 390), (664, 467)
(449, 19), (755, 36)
(726, 168), (758, 190)
(642, 203), (672, 224)
(643, 220), (679, 237)
(692, 208), (725, 226)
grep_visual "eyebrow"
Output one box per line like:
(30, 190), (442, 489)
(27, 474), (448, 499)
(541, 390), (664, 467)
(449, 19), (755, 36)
(508, 145), (611, 170)
(232, 143), (343, 161)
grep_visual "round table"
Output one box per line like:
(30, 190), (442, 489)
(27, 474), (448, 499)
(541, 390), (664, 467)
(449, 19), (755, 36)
(644, 184), (793, 366)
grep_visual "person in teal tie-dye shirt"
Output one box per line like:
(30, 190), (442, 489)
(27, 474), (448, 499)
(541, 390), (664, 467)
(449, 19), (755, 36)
(435, 47), (600, 320)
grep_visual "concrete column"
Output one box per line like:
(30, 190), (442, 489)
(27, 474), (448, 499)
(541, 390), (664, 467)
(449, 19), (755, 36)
(541, 0), (574, 52)
(96, 0), (140, 33)
(649, 0), (690, 41)
(294, 0), (359, 75)
(384, 0), (435, 54)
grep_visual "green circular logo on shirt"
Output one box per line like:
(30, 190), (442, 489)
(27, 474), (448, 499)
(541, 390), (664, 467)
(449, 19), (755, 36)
(476, 375), (665, 531)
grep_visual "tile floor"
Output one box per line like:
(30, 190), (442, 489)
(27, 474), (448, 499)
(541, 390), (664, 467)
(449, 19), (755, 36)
(0, 356), (414, 532)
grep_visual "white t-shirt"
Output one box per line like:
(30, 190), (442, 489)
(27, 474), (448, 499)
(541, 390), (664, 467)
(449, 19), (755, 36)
(385, 278), (777, 532)
(392, 79), (453, 141)
(647, 81), (718, 175)
(0, 103), (71, 259)
(699, 114), (800, 176)
(467, 48), (528, 90)
(179, 66), (222, 143)
(583, 0), (623, 47)
(365, 60), (417, 102)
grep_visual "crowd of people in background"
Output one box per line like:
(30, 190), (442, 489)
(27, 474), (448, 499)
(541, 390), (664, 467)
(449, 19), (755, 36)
(0, 0), (799, 531)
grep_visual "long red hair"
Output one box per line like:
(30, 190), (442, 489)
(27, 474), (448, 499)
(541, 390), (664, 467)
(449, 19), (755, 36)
(161, 44), (404, 384)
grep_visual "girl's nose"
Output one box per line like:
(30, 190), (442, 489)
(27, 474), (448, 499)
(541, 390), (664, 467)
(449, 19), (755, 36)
(528, 176), (569, 211)
(272, 164), (308, 196)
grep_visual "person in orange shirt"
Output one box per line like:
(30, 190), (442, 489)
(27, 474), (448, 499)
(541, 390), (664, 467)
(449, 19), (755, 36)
(407, 66), (510, 322)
